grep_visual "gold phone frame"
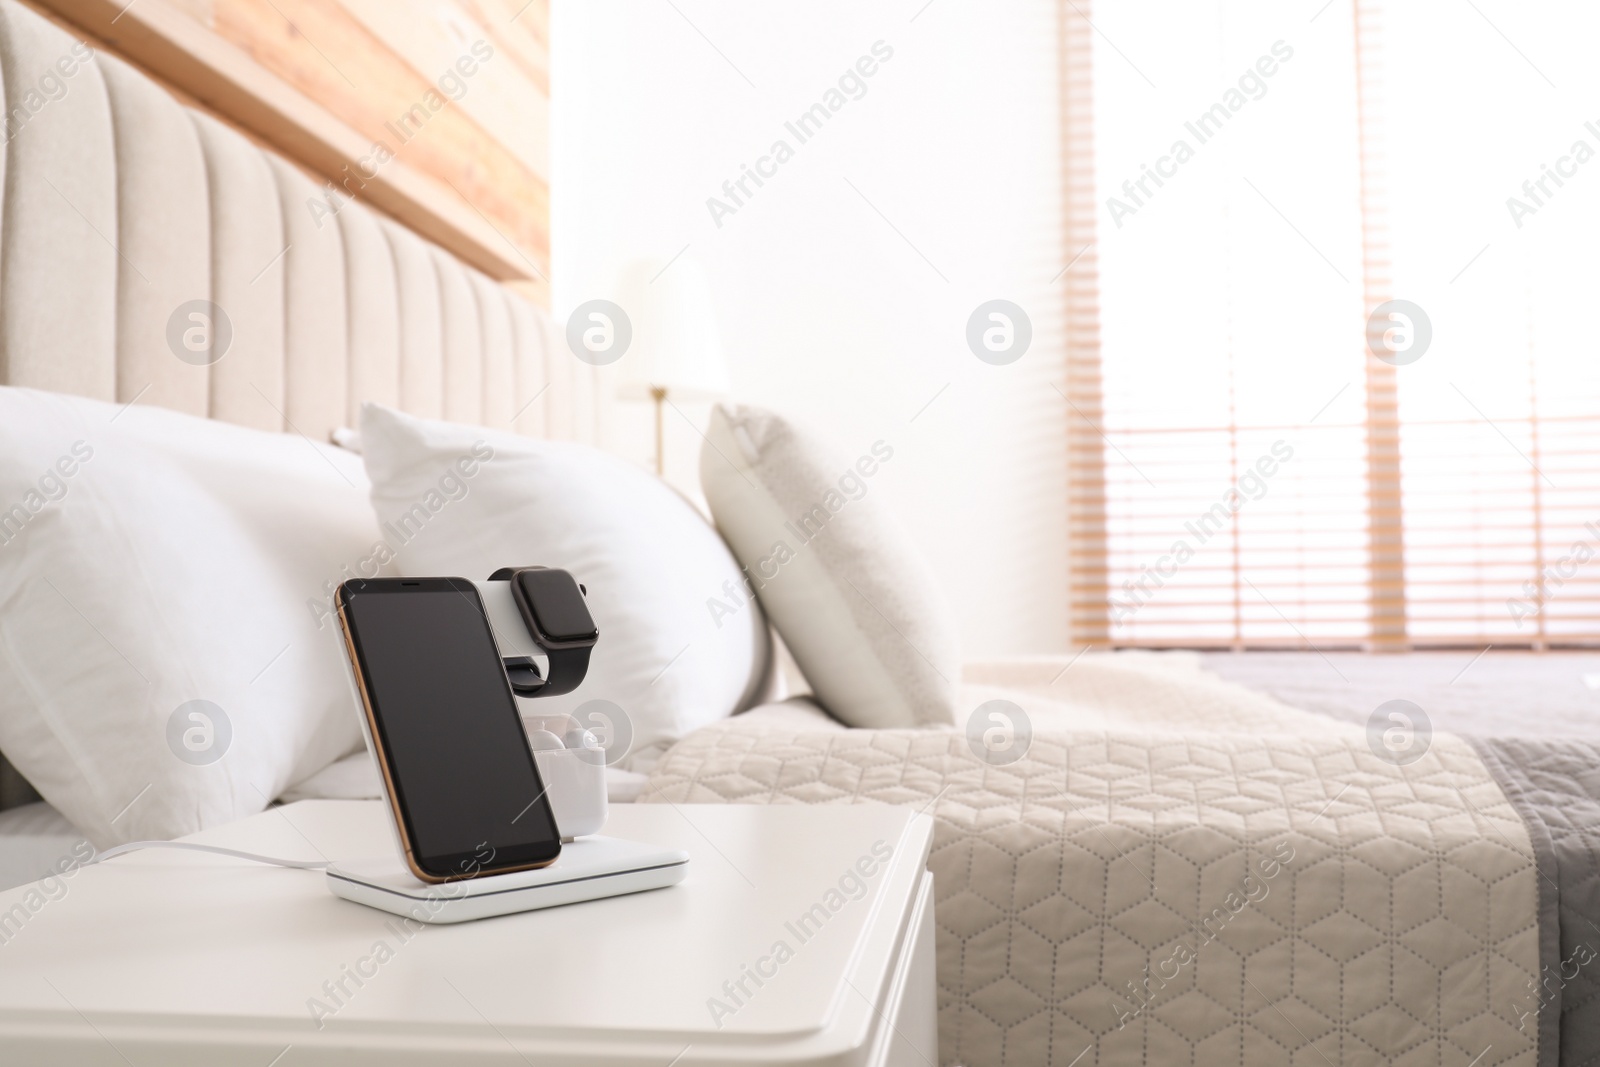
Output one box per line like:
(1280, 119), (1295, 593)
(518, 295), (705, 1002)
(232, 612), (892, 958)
(336, 581), (561, 884)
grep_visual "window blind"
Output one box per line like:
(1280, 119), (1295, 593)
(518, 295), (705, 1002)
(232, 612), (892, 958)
(1069, 0), (1600, 650)
(1381, 0), (1600, 648)
(1061, 0), (1111, 645)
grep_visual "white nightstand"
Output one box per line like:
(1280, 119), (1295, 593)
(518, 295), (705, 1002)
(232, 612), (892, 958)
(0, 800), (937, 1066)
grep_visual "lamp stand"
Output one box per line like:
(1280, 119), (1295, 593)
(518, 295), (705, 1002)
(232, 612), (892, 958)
(650, 385), (667, 476)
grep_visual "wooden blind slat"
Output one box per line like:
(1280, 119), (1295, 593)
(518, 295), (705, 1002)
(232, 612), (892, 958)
(1060, 0), (1109, 647)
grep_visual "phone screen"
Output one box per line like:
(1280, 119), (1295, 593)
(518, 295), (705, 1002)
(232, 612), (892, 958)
(339, 578), (562, 879)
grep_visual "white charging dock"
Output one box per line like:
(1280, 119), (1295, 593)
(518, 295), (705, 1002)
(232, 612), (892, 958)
(326, 836), (689, 924)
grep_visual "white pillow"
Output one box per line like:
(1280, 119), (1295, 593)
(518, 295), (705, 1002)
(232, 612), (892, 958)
(700, 404), (959, 728)
(359, 404), (771, 771)
(0, 388), (374, 846)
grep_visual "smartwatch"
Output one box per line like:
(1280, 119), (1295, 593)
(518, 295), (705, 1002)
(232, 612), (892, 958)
(487, 566), (598, 697)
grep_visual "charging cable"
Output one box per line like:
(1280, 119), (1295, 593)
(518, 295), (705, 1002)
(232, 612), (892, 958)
(89, 841), (329, 870)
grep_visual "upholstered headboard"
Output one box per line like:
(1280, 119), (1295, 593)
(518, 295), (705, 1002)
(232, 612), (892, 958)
(0, 0), (591, 445)
(0, 0), (592, 811)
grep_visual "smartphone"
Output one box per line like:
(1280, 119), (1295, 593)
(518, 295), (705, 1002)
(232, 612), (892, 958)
(336, 577), (563, 882)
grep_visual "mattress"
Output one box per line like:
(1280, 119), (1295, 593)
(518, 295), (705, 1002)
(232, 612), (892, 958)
(642, 652), (1599, 1067)
(1200, 649), (1600, 739)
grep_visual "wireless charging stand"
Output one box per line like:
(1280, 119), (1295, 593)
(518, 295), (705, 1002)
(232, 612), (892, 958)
(325, 836), (689, 924)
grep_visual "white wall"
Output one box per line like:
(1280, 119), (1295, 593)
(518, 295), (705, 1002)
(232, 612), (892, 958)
(551, 0), (1070, 657)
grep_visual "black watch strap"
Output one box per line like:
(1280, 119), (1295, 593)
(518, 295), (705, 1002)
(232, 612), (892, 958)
(489, 566), (596, 698)
(501, 656), (544, 695)
(501, 647), (590, 697)
(538, 645), (592, 697)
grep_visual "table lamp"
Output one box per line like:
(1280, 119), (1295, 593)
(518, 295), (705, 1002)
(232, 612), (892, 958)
(612, 257), (731, 475)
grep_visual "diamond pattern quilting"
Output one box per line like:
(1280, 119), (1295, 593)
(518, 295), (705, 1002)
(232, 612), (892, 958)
(643, 713), (1542, 1067)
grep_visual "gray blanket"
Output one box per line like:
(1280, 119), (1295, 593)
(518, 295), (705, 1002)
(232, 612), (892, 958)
(1470, 739), (1600, 1067)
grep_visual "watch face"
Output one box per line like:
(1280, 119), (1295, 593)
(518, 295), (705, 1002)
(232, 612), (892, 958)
(516, 568), (598, 641)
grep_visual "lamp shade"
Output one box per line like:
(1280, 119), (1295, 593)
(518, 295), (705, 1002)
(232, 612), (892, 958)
(612, 257), (731, 401)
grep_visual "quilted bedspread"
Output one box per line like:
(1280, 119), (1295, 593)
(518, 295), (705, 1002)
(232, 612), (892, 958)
(641, 653), (1548, 1067)
(1470, 738), (1600, 1067)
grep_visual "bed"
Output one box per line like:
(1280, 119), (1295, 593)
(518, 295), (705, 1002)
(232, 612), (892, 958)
(644, 653), (1600, 1067)
(0, 2), (1596, 1065)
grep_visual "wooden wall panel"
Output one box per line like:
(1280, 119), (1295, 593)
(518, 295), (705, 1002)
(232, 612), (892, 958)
(338, 0), (547, 179)
(26, 0), (549, 304)
(460, 0), (547, 96)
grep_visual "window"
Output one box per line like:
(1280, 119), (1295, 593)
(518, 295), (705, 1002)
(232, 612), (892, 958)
(1068, 0), (1600, 649)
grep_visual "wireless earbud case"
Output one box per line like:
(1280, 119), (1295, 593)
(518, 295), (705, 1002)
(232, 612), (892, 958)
(531, 743), (607, 840)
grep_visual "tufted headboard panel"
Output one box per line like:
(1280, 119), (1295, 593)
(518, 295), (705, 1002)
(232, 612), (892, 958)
(0, 0), (589, 444)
